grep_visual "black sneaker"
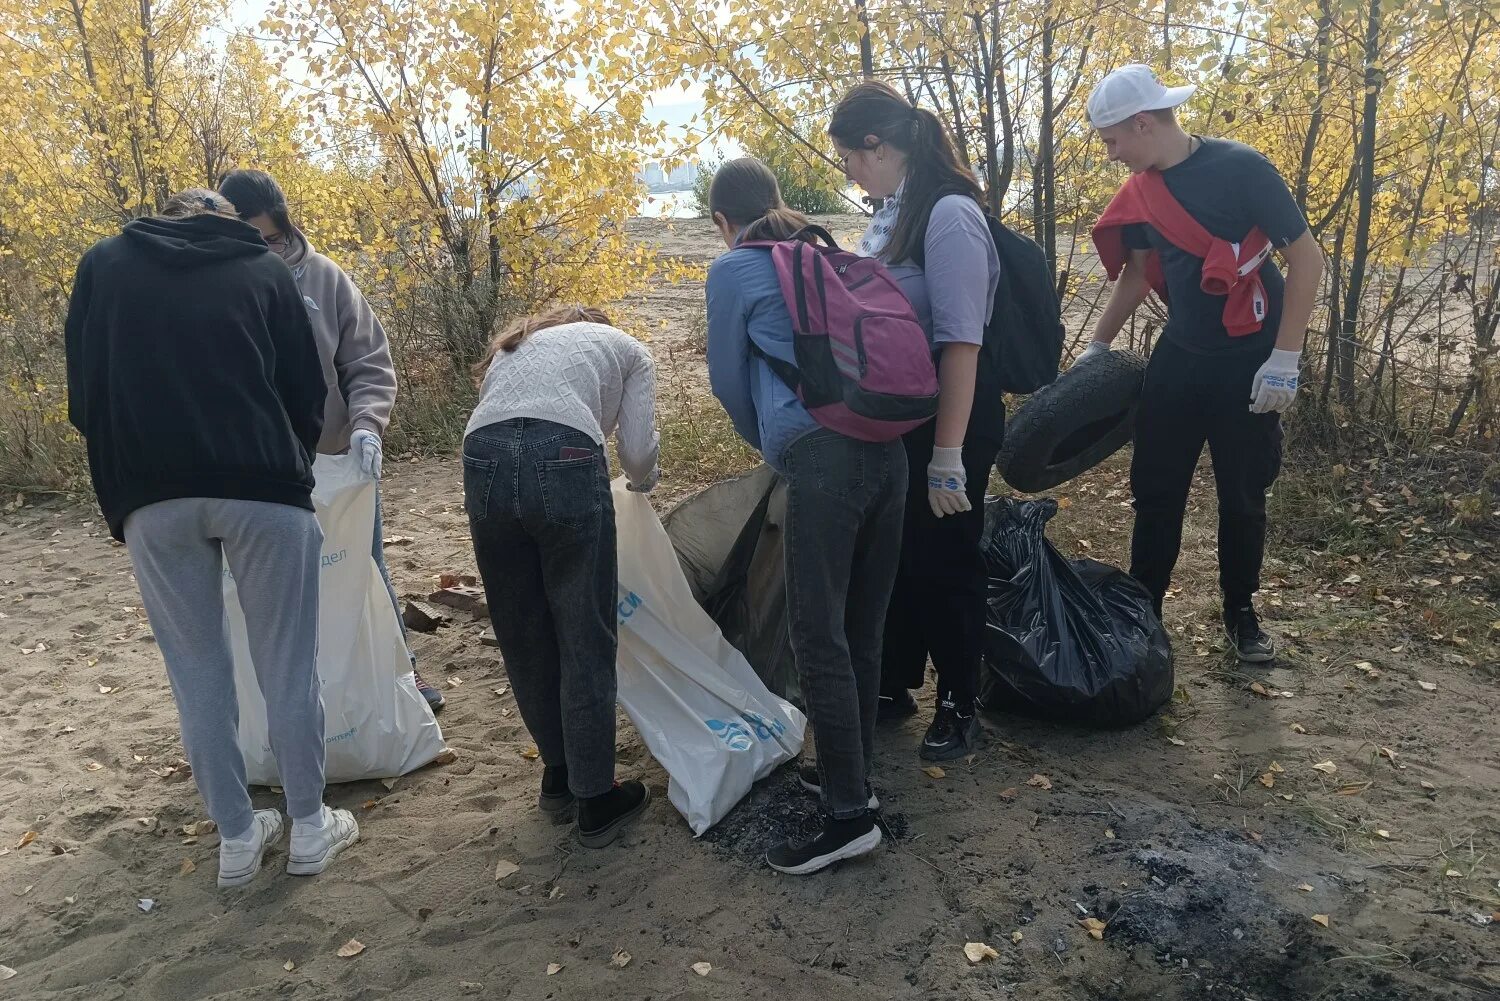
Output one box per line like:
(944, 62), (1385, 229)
(877, 690), (920, 722)
(577, 780), (651, 848)
(766, 813), (882, 875)
(1224, 605), (1276, 664)
(797, 763), (879, 810)
(920, 700), (981, 761)
(538, 765), (574, 813)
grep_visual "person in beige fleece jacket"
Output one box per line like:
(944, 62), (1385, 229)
(218, 169), (445, 712)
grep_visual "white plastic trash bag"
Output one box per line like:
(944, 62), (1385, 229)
(612, 478), (806, 835)
(227, 453), (446, 785)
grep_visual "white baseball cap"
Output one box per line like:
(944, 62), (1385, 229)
(1087, 64), (1197, 129)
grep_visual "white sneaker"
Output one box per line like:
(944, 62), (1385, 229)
(286, 806), (359, 877)
(218, 810), (285, 888)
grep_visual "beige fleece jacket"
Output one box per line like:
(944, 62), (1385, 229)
(283, 236), (397, 454)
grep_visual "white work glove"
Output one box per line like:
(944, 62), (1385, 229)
(1071, 340), (1110, 369)
(627, 466), (661, 493)
(927, 446), (971, 518)
(1249, 348), (1301, 415)
(351, 429), (383, 479)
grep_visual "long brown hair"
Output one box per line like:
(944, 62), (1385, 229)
(472, 305), (613, 386)
(828, 82), (984, 265)
(707, 157), (813, 243)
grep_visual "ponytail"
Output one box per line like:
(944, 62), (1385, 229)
(829, 82), (983, 264)
(707, 158), (813, 244)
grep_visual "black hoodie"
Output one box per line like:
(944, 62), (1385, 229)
(65, 214), (327, 541)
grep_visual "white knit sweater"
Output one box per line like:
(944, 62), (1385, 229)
(466, 322), (660, 486)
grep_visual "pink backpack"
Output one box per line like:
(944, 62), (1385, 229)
(741, 225), (938, 442)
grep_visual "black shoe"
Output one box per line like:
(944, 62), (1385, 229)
(877, 690), (920, 722)
(1224, 605), (1276, 664)
(577, 780), (651, 848)
(920, 700), (981, 762)
(539, 765), (574, 813)
(766, 813), (882, 875)
(797, 763), (879, 810)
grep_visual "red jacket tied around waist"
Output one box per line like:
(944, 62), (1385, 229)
(1091, 169), (1273, 336)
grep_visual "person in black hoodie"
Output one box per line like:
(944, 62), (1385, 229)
(65, 189), (359, 888)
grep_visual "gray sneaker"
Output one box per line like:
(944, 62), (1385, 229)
(1225, 605), (1276, 663)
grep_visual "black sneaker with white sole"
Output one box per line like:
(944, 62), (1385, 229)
(538, 765), (575, 813)
(797, 763), (879, 810)
(577, 780), (650, 848)
(766, 813), (882, 875)
(1224, 605), (1276, 663)
(920, 699), (981, 761)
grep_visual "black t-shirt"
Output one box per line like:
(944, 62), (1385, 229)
(1123, 138), (1309, 354)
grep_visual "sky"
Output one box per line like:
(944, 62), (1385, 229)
(224, 0), (723, 164)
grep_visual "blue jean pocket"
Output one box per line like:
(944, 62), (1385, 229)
(462, 455), (497, 524)
(537, 455), (603, 529)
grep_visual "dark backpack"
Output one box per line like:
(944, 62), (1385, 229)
(914, 205), (1066, 437)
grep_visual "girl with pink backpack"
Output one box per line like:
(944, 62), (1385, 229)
(704, 158), (909, 875)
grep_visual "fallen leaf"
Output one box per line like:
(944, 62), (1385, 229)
(1337, 782), (1372, 796)
(1250, 682), (1272, 698)
(691, 962), (712, 977)
(1166, 736), (1186, 746)
(1079, 917), (1107, 940)
(1105, 828), (1116, 839)
(998, 787), (1018, 801)
(181, 837), (198, 846)
(1446, 869), (1463, 878)
(492, 687), (508, 697)
(1420, 780), (1436, 791)
(1290, 723), (1307, 734)
(15, 831), (37, 849)
(63, 895), (75, 905)
(337, 939), (365, 958)
(1297, 883), (1314, 892)
(610, 950), (632, 968)
(433, 748), (459, 765)
(520, 746), (540, 761)
(137, 898), (154, 913)
(181, 820), (217, 836)
(494, 859), (520, 882)
(179, 858), (196, 875)
(283, 960), (296, 972)
(1027, 774), (1053, 791)
(0, 965), (15, 981)
(1417, 681), (1437, 692)
(446, 677), (464, 688)
(381, 777), (398, 791)
(546, 963), (563, 976)
(1269, 761), (1286, 774)
(1310, 914), (1330, 928)
(1312, 761), (1338, 775)
(963, 942), (1000, 964)
(1011, 930), (1024, 944)
(361, 799), (379, 810)
(1378, 747), (1397, 762)
(1375, 829), (1391, 839)
(922, 766), (946, 779)
(84, 761), (103, 772)
(965, 754), (977, 767)
(98, 685), (114, 694)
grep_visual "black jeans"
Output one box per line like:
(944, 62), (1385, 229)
(1129, 338), (1284, 616)
(880, 417), (1002, 707)
(463, 419), (618, 799)
(782, 429), (907, 819)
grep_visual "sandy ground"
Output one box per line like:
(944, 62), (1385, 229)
(1, 218), (1497, 1001)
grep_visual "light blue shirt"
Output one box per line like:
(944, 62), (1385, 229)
(704, 245), (819, 473)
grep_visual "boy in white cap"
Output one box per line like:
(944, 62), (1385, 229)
(1077, 64), (1325, 662)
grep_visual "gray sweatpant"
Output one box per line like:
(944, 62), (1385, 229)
(125, 497), (326, 839)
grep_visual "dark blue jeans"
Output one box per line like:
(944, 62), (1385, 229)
(463, 419), (618, 799)
(782, 429), (907, 819)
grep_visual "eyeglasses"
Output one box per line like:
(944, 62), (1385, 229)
(265, 233), (290, 251)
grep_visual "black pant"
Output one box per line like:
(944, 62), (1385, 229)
(1129, 339), (1284, 616)
(463, 419), (619, 799)
(782, 430), (907, 818)
(880, 418), (1002, 707)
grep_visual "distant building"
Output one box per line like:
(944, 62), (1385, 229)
(637, 161), (699, 193)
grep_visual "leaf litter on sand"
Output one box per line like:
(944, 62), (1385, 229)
(1310, 914), (1330, 928)
(1312, 761), (1338, 775)
(337, 939), (365, 958)
(610, 950), (632, 968)
(494, 859), (519, 882)
(922, 766), (945, 779)
(1027, 774), (1053, 790)
(1079, 918), (1107, 940)
(546, 963), (562, 976)
(691, 962), (712, 976)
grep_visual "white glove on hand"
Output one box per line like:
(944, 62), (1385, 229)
(1071, 340), (1110, 369)
(351, 429), (383, 480)
(627, 466), (661, 493)
(927, 446), (971, 518)
(1249, 348), (1301, 415)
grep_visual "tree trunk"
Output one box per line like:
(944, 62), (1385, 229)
(138, 0), (170, 211)
(1337, 0), (1383, 404)
(1320, 221), (1347, 406)
(855, 0), (874, 79)
(1294, 0), (1333, 215)
(1038, 21), (1058, 282)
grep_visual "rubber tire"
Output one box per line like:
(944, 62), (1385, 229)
(996, 349), (1147, 494)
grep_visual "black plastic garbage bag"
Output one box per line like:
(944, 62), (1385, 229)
(979, 496), (1173, 727)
